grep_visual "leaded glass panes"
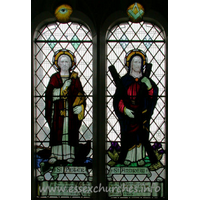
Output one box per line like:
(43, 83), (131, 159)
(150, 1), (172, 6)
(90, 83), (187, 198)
(106, 21), (166, 198)
(34, 22), (93, 198)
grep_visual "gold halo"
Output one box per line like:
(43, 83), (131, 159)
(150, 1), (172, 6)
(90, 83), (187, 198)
(125, 50), (146, 68)
(53, 50), (76, 69)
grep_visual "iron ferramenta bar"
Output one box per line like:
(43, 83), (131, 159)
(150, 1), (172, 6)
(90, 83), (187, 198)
(106, 40), (165, 43)
(34, 39), (92, 43)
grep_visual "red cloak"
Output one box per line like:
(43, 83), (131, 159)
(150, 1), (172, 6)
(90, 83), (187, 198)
(45, 72), (85, 147)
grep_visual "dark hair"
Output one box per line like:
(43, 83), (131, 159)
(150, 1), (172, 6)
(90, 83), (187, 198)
(127, 54), (144, 74)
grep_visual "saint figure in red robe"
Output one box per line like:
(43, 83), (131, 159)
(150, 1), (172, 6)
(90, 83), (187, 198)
(113, 49), (163, 170)
(45, 49), (86, 164)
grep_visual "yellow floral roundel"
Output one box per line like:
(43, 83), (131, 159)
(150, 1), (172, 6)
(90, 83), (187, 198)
(127, 3), (145, 23)
(54, 4), (73, 23)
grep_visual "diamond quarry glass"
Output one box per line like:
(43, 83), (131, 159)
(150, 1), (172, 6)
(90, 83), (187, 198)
(106, 21), (166, 198)
(34, 22), (93, 198)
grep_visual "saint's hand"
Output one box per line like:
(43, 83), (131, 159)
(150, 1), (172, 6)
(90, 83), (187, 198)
(63, 79), (72, 90)
(73, 105), (82, 114)
(141, 77), (152, 90)
(124, 108), (134, 118)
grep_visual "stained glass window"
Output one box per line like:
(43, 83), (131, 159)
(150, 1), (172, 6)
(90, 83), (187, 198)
(33, 22), (93, 198)
(106, 21), (166, 198)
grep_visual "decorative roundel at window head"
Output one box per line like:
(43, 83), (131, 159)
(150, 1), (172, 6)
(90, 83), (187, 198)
(54, 4), (73, 23)
(127, 3), (145, 23)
